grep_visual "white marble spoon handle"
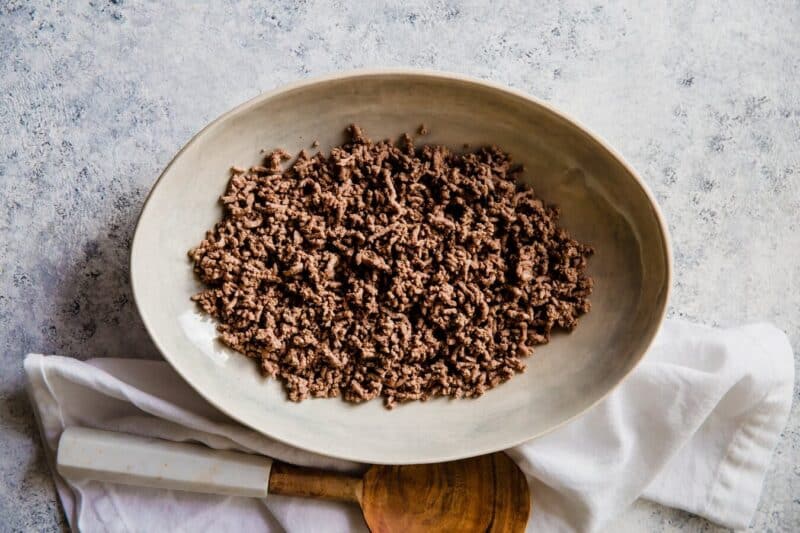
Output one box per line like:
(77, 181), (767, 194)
(56, 427), (273, 498)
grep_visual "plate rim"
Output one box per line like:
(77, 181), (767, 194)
(130, 68), (673, 464)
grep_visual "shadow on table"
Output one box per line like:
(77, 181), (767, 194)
(48, 225), (160, 361)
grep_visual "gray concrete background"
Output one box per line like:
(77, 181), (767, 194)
(1, 1), (797, 531)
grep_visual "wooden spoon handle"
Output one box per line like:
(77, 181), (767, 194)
(268, 461), (363, 503)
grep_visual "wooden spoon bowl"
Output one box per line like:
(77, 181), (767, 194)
(364, 453), (530, 532)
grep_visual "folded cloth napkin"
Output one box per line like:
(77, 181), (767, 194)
(25, 319), (794, 533)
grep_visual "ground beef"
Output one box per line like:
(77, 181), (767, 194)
(189, 125), (593, 408)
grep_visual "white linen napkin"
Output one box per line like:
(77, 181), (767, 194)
(24, 319), (794, 533)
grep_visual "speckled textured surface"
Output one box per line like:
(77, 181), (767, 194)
(0, 1), (797, 531)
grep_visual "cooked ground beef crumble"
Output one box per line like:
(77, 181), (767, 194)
(189, 126), (593, 408)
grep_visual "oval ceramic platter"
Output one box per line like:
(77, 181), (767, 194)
(131, 70), (671, 464)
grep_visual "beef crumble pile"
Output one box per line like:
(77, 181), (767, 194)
(189, 126), (593, 408)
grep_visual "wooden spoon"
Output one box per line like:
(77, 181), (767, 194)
(58, 427), (530, 532)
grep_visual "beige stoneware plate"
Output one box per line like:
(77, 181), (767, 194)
(131, 70), (672, 464)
